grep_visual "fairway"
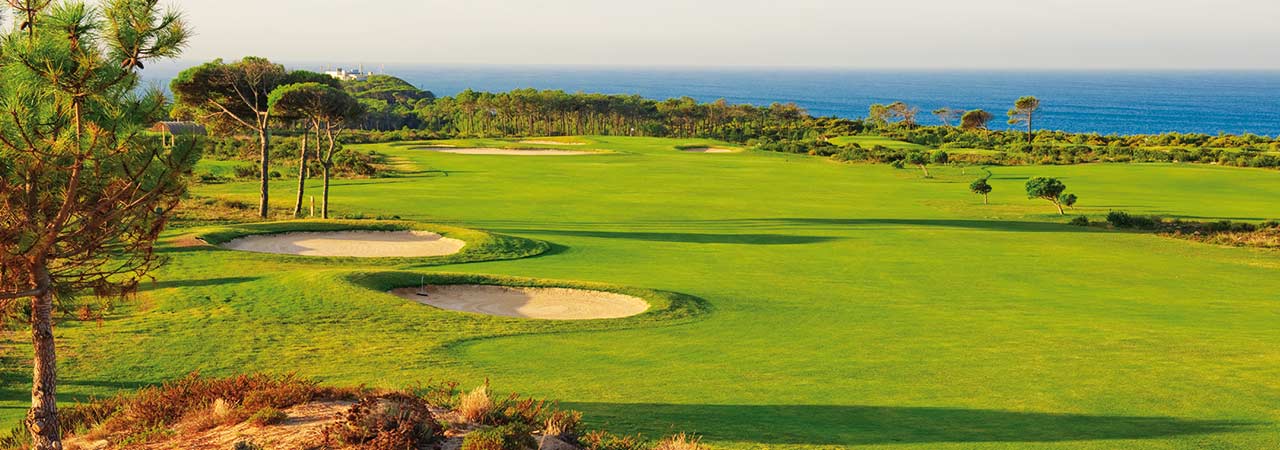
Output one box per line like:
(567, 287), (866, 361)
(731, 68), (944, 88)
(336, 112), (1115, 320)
(6, 136), (1278, 449)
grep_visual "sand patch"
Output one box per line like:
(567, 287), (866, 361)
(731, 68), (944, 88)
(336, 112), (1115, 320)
(421, 147), (597, 156)
(222, 231), (465, 257)
(519, 140), (587, 146)
(390, 285), (649, 320)
(681, 147), (737, 153)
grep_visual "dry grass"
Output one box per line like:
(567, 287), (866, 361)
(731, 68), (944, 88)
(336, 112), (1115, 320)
(543, 409), (583, 440)
(653, 433), (709, 450)
(457, 384), (494, 424)
(1191, 227), (1280, 248)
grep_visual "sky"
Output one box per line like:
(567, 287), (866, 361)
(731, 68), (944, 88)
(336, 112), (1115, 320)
(169, 0), (1280, 69)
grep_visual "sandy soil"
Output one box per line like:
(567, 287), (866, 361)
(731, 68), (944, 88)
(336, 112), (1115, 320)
(422, 147), (597, 156)
(681, 147), (737, 153)
(66, 401), (354, 450)
(221, 231), (465, 257)
(519, 140), (587, 146)
(389, 285), (649, 320)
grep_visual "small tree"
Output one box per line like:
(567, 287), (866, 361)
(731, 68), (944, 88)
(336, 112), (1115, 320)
(960, 110), (993, 130)
(269, 82), (329, 217)
(933, 107), (961, 127)
(171, 57), (290, 218)
(906, 151), (931, 178)
(970, 178), (993, 204)
(868, 103), (891, 129)
(1025, 177), (1072, 215)
(314, 89), (365, 218)
(931, 151), (950, 165)
(0, 1), (193, 448)
(888, 101), (919, 128)
(1007, 96), (1041, 144)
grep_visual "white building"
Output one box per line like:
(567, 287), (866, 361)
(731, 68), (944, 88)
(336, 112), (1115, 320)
(325, 67), (373, 82)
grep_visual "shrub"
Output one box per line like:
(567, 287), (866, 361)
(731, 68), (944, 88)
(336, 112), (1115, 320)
(458, 384), (494, 424)
(325, 392), (441, 449)
(890, 159), (905, 169)
(1106, 211), (1134, 228)
(1069, 216), (1090, 227)
(461, 424), (536, 450)
(1131, 215), (1159, 230)
(247, 407), (287, 427)
(543, 410), (583, 441)
(233, 164), (258, 179)
(579, 430), (648, 450)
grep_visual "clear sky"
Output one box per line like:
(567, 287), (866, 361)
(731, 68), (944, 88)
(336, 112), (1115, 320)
(173, 0), (1280, 69)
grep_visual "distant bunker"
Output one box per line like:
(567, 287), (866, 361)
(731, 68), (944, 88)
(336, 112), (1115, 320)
(680, 147), (736, 153)
(221, 231), (465, 258)
(389, 285), (650, 320)
(418, 147), (598, 156)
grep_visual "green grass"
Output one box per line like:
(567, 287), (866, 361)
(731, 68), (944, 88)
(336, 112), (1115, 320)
(829, 135), (931, 150)
(4, 136), (1280, 449)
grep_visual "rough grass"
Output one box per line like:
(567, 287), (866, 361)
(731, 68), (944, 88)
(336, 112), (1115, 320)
(3, 136), (1279, 449)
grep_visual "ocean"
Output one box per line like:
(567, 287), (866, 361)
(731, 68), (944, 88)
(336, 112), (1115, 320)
(146, 64), (1280, 136)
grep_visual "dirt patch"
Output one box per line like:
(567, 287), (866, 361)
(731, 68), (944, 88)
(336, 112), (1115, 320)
(221, 231), (465, 258)
(389, 285), (649, 320)
(421, 147), (598, 156)
(680, 147), (737, 153)
(519, 140), (587, 146)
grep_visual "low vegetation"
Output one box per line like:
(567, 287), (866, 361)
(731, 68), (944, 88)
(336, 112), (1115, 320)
(1102, 212), (1280, 248)
(0, 374), (709, 450)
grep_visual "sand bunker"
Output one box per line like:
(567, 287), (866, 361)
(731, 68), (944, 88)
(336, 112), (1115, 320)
(221, 231), (465, 257)
(421, 147), (596, 156)
(390, 285), (649, 320)
(519, 140), (587, 146)
(681, 147), (737, 153)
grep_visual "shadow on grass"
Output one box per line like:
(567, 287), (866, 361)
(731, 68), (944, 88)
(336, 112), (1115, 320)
(142, 276), (259, 291)
(483, 218), (1101, 236)
(564, 402), (1259, 446)
(491, 229), (841, 245)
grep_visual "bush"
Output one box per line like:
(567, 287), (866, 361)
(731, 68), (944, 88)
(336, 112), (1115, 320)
(890, 160), (906, 169)
(1069, 216), (1090, 227)
(1131, 215), (1159, 230)
(247, 407), (287, 427)
(325, 392), (441, 449)
(1106, 211), (1133, 228)
(580, 431), (648, 450)
(233, 164), (258, 179)
(461, 424), (536, 450)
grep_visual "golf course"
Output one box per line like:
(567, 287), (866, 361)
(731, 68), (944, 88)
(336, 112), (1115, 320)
(2, 136), (1275, 449)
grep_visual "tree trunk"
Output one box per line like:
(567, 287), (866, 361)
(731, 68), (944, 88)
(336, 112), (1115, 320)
(983, 193), (989, 204)
(321, 164), (331, 219)
(920, 165), (930, 178)
(26, 266), (62, 450)
(292, 130), (309, 218)
(1027, 115), (1034, 145)
(322, 125), (335, 219)
(1055, 201), (1065, 215)
(257, 129), (270, 218)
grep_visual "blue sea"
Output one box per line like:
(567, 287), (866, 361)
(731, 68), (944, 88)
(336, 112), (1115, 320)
(146, 64), (1280, 136)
